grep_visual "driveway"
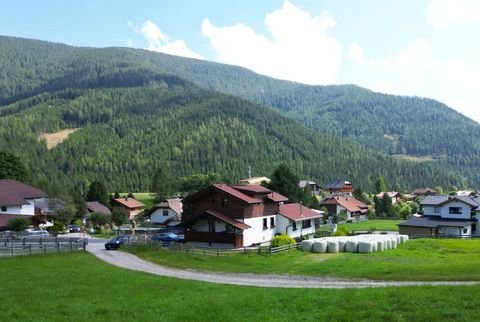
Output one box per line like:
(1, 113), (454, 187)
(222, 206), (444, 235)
(86, 242), (480, 289)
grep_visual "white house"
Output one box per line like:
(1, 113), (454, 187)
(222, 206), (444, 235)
(398, 195), (480, 237)
(277, 203), (324, 239)
(319, 195), (368, 221)
(149, 198), (182, 226)
(0, 179), (47, 227)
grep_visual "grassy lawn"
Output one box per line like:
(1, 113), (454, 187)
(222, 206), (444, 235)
(339, 219), (402, 231)
(126, 239), (480, 281)
(1, 252), (479, 321)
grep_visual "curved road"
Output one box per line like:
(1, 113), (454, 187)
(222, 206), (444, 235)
(87, 242), (480, 289)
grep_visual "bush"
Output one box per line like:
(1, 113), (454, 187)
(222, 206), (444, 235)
(271, 235), (296, 248)
(333, 226), (349, 236)
(7, 217), (29, 231)
(47, 221), (65, 235)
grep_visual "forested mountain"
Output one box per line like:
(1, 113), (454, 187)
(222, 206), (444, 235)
(0, 36), (477, 192)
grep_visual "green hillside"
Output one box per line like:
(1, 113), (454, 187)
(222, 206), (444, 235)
(0, 36), (475, 192)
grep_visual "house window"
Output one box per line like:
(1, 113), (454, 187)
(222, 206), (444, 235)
(449, 207), (462, 215)
(222, 198), (228, 207)
(162, 210), (169, 216)
(225, 224), (234, 233)
(1, 206), (6, 212)
(292, 221), (297, 231)
(270, 217), (275, 228)
(434, 207), (440, 213)
(263, 218), (268, 230)
(463, 228), (468, 234)
(302, 220), (311, 229)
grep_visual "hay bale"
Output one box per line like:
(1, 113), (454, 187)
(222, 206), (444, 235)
(396, 235), (401, 243)
(301, 240), (314, 252)
(337, 240), (347, 252)
(358, 241), (373, 253)
(312, 240), (327, 253)
(400, 235), (409, 243)
(371, 241), (378, 252)
(346, 240), (358, 253)
(327, 240), (339, 253)
(377, 240), (384, 252)
(391, 238), (398, 249)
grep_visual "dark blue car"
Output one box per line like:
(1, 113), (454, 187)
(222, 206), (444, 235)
(151, 232), (184, 243)
(105, 235), (130, 250)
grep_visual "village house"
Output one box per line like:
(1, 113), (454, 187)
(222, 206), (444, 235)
(398, 195), (480, 237)
(319, 194), (368, 221)
(323, 180), (353, 194)
(113, 197), (145, 220)
(183, 184), (320, 248)
(299, 180), (321, 196)
(412, 188), (436, 197)
(148, 198), (182, 227)
(0, 179), (47, 228)
(376, 191), (403, 204)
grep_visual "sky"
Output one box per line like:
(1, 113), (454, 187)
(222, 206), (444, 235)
(1, 0), (480, 122)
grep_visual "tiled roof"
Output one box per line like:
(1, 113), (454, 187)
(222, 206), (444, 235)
(376, 191), (401, 199)
(421, 195), (479, 208)
(205, 210), (251, 230)
(278, 203), (323, 221)
(321, 195), (368, 213)
(231, 184), (272, 194)
(86, 201), (111, 215)
(266, 192), (289, 202)
(114, 198), (145, 209)
(0, 179), (46, 207)
(323, 180), (351, 189)
(213, 184), (262, 204)
(398, 216), (476, 228)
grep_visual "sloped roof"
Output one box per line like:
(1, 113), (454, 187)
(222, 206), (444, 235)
(266, 192), (289, 202)
(398, 216), (476, 228)
(323, 180), (351, 189)
(152, 198), (182, 217)
(299, 180), (318, 189)
(0, 179), (46, 207)
(421, 195), (479, 208)
(231, 184), (272, 194)
(114, 197), (145, 209)
(413, 188), (436, 195)
(278, 203), (323, 221)
(205, 210), (251, 230)
(86, 201), (111, 215)
(376, 191), (401, 199)
(213, 184), (262, 204)
(321, 195), (368, 213)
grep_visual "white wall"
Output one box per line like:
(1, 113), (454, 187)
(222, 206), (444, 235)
(150, 208), (178, 224)
(0, 199), (36, 216)
(243, 216), (276, 246)
(424, 201), (472, 219)
(276, 215), (316, 239)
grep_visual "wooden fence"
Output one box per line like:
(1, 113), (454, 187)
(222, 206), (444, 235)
(0, 237), (87, 257)
(127, 239), (300, 256)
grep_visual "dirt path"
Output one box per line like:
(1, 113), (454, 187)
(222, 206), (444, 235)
(87, 242), (480, 289)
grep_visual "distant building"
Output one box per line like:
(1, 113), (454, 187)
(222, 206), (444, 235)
(323, 180), (353, 194)
(148, 198), (182, 227)
(376, 191), (403, 204)
(239, 177), (271, 185)
(299, 180), (321, 196)
(412, 188), (436, 197)
(319, 194), (368, 221)
(113, 197), (145, 220)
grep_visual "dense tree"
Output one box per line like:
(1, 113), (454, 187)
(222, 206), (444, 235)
(89, 212), (110, 228)
(0, 151), (28, 182)
(7, 217), (29, 231)
(151, 164), (175, 202)
(86, 181), (109, 206)
(180, 173), (224, 196)
(375, 176), (388, 194)
(266, 164), (305, 203)
(111, 208), (128, 227)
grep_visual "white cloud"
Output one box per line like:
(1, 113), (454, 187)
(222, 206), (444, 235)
(125, 38), (134, 47)
(201, 1), (342, 85)
(347, 43), (364, 65)
(427, 0), (480, 28)
(136, 20), (202, 59)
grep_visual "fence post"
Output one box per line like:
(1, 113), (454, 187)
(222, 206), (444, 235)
(70, 241), (73, 251)
(217, 249), (219, 257)
(44, 244), (46, 254)
(57, 243), (60, 253)
(23, 238), (26, 246)
(269, 246), (272, 255)
(29, 244), (32, 255)
(11, 243), (13, 256)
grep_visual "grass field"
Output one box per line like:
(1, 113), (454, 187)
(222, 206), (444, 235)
(126, 239), (480, 281)
(1, 252), (480, 321)
(338, 219), (402, 231)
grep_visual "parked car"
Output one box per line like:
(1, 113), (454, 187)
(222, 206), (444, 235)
(68, 224), (81, 233)
(151, 232), (185, 243)
(104, 235), (130, 250)
(24, 229), (49, 237)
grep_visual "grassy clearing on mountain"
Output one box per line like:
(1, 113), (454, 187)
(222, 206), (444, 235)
(0, 252), (479, 322)
(38, 128), (79, 149)
(126, 239), (480, 281)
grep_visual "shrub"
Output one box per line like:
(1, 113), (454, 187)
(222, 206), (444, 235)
(7, 217), (29, 231)
(271, 235), (296, 248)
(47, 221), (65, 234)
(333, 226), (349, 236)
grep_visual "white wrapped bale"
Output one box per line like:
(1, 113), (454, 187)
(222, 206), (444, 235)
(358, 241), (373, 253)
(346, 240), (358, 253)
(377, 240), (384, 252)
(337, 240), (347, 252)
(385, 239), (392, 249)
(301, 240), (314, 252)
(327, 240), (339, 253)
(371, 241), (378, 252)
(312, 240), (327, 253)
(400, 235), (409, 243)
(396, 235), (401, 243)
(391, 238), (397, 249)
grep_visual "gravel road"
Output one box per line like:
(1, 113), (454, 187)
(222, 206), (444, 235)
(87, 242), (480, 289)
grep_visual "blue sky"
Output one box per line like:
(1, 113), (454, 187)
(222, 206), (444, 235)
(2, 0), (480, 121)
